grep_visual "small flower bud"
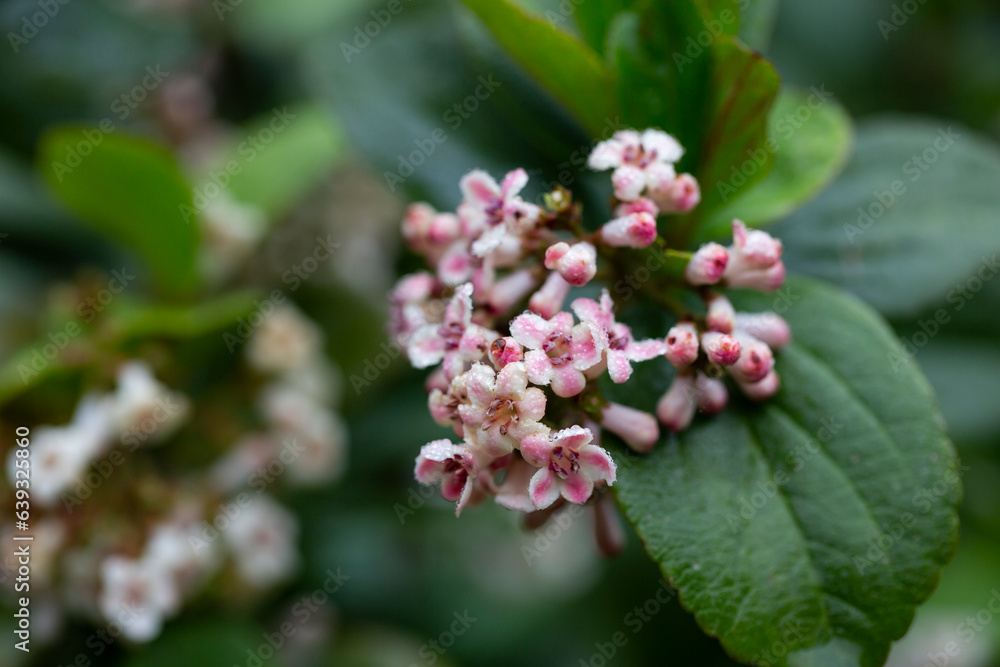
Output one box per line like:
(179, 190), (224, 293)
(664, 322), (699, 367)
(729, 219), (783, 270)
(705, 294), (735, 333)
(529, 271), (572, 319)
(612, 164), (646, 201)
(601, 402), (659, 453)
(702, 331), (741, 366)
(684, 243), (729, 285)
(594, 492), (626, 558)
(614, 197), (659, 218)
(733, 311), (791, 348)
(737, 370), (781, 401)
(656, 374), (696, 432)
(489, 336), (523, 369)
(544, 241), (597, 287)
(695, 373), (728, 414)
(729, 334), (774, 384)
(600, 212), (658, 249)
(725, 261), (786, 292)
(656, 173), (700, 213)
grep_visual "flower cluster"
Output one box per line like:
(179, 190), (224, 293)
(392, 128), (790, 530)
(2, 306), (346, 643)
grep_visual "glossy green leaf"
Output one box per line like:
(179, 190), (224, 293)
(608, 2), (711, 166)
(573, 0), (631, 55)
(201, 105), (345, 219)
(459, 0), (615, 134)
(693, 37), (780, 217)
(773, 117), (1000, 318)
(699, 85), (853, 240)
(698, 0), (742, 36)
(612, 278), (960, 666)
(38, 129), (200, 295)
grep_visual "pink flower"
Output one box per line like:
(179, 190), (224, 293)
(488, 336), (523, 369)
(407, 284), (494, 378)
(655, 173), (700, 213)
(599, 212), (658, 248)
(657, 374), (696, 432)
(402, 203), (461, 260)
(701, 331), (741, 366)
(529, 271), (572, 319)
(589, 129), (684, 202)
(723, 220), (786, 291)
(705, 294), (735, 333)
(545, 241), (597, 286)
(736, 369), (781, 401)
(571, 290), (665, 384)
(684, 243), (729, 286)
(459, 169), (540, 258)
(458, 362), (547, 457)
(520, 426), (616, 509)
(493, 456), (540, 513)
(436, 241), (475, 287)
(614, 197), (659, 218)
(729, 334), (774, 384)
(486, 269), (537, 314)
(510, 311), (607, 397)
(664, 322), (699, 367)
(733, 311), (791, 348)
(601, 402), (659, 452)
(415, 439), (480, 515)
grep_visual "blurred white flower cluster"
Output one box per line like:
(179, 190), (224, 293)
(1, 304), (346, 643)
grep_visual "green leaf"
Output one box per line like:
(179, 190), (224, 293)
(612, 278), (960, 666)
(609, 2), (711, 163)
(123, 617), (273, 667)
(693, 37), (780, 217)
(105, 291), (261, 341)
(772, 117), (1000, 318)
(38, 129), (200, 295)
(698, 85), (853, 240)
(200, 105), (345, 219)
(574, 0), (632, 55)
(698, 0), (742, 35)
(459, 0), (615, 134)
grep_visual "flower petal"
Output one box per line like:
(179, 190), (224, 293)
(625, 338), (667, 361)
(579, 444), (617, 484)
(561, 473), (594, 504)
(551, 365), (586, 397)
(510, 313), (552, 349)
(407, 326), (446, 368)
(528, 469), (561, 510)
(496, 361), (528, 397)
(518, 387), (547, 422)
(500, 168), (529, 199)
(607, 348), (633, 384)
(460, 169), (500, 207)
(570, 322), (607, 370)
(523, 350), (553, 386)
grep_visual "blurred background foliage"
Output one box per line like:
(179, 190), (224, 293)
(0, 0), (998, 665)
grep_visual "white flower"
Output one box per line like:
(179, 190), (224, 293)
(223, 496), (299, 588)
(7, 395), (111, 507)
(99, 555), (179, 642)
(109, 361), (190, 445)
(247, 305), (323, 374)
